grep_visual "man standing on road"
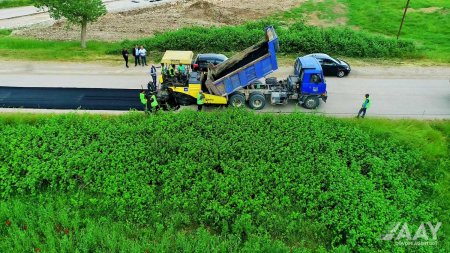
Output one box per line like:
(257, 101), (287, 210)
(357, 94), (371, 118)
(133, 45), (140, 67)
(197, 90), (205, 111)
(121, 48), (129, 68)
(150, 65), (157, 89)
(139, 45), (148, 67)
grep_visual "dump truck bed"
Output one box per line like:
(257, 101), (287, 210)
(206, 26), (279, 97)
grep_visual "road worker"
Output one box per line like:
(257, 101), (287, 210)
(169, 64), (175, 77)
(357, 93), (371, 118)
(150, 93), (159, 112)
(197, 90), (205, 111)
(139, 90), (149, 114)
(150, 65), (157, 89)
(177, 64), (186, 74)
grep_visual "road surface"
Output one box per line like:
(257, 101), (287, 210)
(0, 61), (449, 119)
(0, 0), (177, 29)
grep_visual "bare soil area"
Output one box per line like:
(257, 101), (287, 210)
(15, 0), (305, 41)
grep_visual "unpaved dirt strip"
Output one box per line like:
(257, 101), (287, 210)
(14, 0), (306, 41)
(0, 0), (178, 29)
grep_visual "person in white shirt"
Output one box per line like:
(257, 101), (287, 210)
(139, 45), (147, 67)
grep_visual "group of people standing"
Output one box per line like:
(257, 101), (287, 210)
(121, 45), (148, 68)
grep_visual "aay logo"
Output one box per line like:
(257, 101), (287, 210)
(381, 222), (441, 246)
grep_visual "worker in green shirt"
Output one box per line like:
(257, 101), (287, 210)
(150, 93), (159, 113)
(197, 90), (205, 111)
(140, 90), (149, 114)
(168, 64), (175, 77)
(177, 64), (186, 74)
(357, 94), (371, 118)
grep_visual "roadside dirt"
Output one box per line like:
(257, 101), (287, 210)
(409, 7), (442, 14)
(15, 0), (305, 41)
(306, 0), (347, 27)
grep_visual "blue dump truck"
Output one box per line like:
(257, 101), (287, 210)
(203, 26), (328, 110)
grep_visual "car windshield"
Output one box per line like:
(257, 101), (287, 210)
(330, 56), (341, 64)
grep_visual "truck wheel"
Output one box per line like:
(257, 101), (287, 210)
(229, 93), (246, 108)
(248, 94), (266, 110)
(337, 70), (345, 78)
(303, 96), (319, 109)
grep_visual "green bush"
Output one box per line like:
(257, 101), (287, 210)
(0, 29), (12, 36)
(114, 21), (416, 58)
(0, 0), (33, 9)
(0, 110), (442, 251)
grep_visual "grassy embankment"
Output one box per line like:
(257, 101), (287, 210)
(0, 0), (32, 9)
(0, 0), (449, 64)
(0, 111), (448, 252)
(282, 0), (450, 63)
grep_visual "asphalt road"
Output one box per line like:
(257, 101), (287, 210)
(0, 61), (449, 119)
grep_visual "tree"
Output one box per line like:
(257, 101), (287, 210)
(34, 0), (107, 48)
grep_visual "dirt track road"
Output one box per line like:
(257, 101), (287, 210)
(0, 61), (449, 119)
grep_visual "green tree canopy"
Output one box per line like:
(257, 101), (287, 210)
(34, 0), (107, 48)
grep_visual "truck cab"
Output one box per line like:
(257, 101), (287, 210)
(294, 56), (327, 109)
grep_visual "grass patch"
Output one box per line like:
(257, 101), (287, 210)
(0, 0), (32, 9)
(273, 0), (450, 62)
(0, 194), (296, 252)
(0, 36), (119, 62)
(0, 29), (12, 36)
(0, 111), (448, 251)
(342, 0), (450, 63)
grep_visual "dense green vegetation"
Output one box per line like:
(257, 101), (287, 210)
(0, 0), (32, 9)
(0, 111), (448, 251)
(119, 21), (415, 59)
(0, 22), (414, 62)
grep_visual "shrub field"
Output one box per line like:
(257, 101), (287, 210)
(0, 110), (448, 252)
(118, 21), (416, 59)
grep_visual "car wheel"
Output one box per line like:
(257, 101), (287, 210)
(303, 96), (319, 109)
(337, 70), (345, 78)
(248, 93), (266, 110)
(229, 93), (246, 108)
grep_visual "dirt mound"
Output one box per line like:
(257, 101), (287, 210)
(15, 0), (305, 41)
(189, 0), (215, 9)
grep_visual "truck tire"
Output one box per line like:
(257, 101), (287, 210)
(337, 70), (345, 78)
(303, 96), (319, 109)
(248, 93), (266, 110)
(229, 93), (246, 108)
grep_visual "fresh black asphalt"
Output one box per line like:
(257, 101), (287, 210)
(0, 86), (143, 110)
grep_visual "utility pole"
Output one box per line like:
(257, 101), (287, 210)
(397, 0), (411, 39)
